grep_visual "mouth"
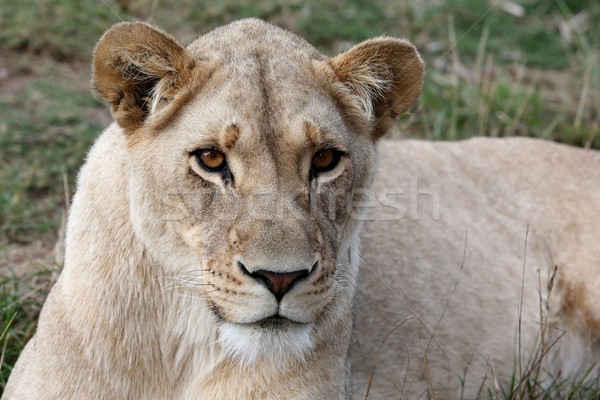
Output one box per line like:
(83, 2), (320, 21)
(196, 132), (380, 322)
(207, 304), (313, 329)
(248, 314), (307, 330)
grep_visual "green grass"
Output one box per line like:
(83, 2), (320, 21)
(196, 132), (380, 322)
(0, 0), (127, 61)
(0, 267), (54, 389)
(0, 78), (104, 244)
(0, 0), (598, 396)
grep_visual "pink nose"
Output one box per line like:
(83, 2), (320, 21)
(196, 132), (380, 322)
(250, 269), (309, 301)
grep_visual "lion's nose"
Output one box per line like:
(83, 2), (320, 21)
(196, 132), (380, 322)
(244, 267), (309, 301)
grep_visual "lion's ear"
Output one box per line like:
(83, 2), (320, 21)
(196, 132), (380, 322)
(328, 38), (424, 139)
(92, 22), (197, 132)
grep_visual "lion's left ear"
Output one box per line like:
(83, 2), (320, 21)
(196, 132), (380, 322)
(92, 22), (199, 132)
(327, 38), (424, 139)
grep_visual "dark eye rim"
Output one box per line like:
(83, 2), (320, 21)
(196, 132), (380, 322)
(193, 147), (227, 173)
(311, 148), (345, 175)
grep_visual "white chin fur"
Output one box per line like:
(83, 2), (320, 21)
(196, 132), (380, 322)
(218, 321), (314, 366)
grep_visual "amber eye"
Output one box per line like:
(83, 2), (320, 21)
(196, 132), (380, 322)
(196, 148), (226, 172)
(311, 148), (343, 175)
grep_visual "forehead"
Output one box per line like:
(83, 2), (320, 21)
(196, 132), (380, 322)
(175, 32), (348, 151)
(176, 71), (346, 152)
(154, 18), (356, 161)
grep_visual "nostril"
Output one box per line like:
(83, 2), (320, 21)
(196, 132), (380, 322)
(246, 267), (309, 302)
(238, 261), (252, 277)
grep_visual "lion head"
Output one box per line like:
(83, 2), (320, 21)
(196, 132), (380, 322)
(92, 19), (423, 365)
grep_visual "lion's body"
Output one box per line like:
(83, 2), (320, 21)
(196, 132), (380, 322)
(354, 138), (600, 398)
(4, 19), (600, 399)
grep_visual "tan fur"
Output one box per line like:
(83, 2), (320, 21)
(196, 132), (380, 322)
(4, 19), (600, 400)
(353, 138), (600, 398)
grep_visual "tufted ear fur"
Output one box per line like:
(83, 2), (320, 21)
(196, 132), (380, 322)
(92, 22), (198, 132)
(328, 38), (424, 139)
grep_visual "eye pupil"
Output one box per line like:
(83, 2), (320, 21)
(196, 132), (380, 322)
(197, 149), (226, 171)
(311, 148), (342, 174)
(313, 150), (334, 169)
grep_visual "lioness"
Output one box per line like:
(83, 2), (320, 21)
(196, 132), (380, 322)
(4, 19), (600, 399)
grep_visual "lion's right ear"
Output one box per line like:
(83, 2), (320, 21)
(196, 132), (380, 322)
(93, 22), (197, 132)
(325, 38), (424, 140)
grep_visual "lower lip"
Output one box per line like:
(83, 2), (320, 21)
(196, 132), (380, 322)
(256, 316), (304, 329)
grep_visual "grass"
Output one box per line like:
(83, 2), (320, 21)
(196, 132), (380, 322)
(0, 77), (104, 244)
(0, 267), (54, 388)
(0, 0), (598, 396)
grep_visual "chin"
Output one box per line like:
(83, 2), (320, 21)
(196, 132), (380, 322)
(218, 318), (315, 366)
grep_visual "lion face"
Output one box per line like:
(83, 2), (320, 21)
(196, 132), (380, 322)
(92, 19), (423, 364)
(125, 57), (374, 364)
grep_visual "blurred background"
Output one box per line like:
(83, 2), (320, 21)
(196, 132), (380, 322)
(0, 0), (598, 392)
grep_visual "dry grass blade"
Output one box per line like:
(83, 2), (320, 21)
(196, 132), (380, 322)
(364, 316), (414, 399)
